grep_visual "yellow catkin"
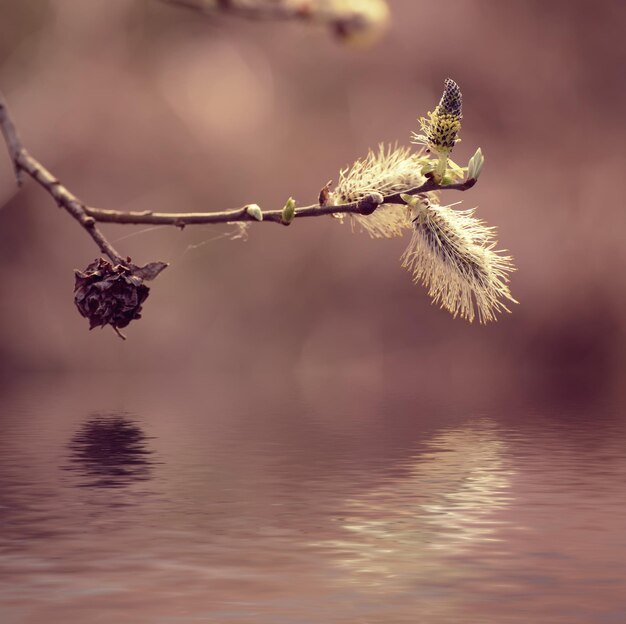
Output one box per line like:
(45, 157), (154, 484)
(413, 78), (463, 157)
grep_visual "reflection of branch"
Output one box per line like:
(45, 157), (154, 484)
(160, 0), (390, 41)
(0, 92), (126, 265)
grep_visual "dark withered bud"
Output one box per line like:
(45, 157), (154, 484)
(74, 258), (167, 334)
(319, 179), (333, 207)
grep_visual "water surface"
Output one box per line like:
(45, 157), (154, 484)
(1, 375), (625, 623)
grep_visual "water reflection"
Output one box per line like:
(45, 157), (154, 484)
(65, 413), (154, 488)
(2, 377), (626, 624)
(319, 419), (514, 590)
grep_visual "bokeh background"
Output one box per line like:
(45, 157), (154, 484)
(1, 0), (625, 400)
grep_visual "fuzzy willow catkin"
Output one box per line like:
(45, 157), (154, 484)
(331, 145), (426, 238)
(401, 196), (516, 323)
(328, 78), (516, 322)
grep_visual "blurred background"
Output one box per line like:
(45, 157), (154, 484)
(0, 0), (625, 401)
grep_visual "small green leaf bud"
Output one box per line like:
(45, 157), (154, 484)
(400, 193), (420, 208)
(245, 204), (263, 221)
(420, 162), (434, 176)
(467, 147), (484, 181)
(281, 197), (296, 225)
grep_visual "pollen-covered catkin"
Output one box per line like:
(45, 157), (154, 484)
(413, 78), (463, 157)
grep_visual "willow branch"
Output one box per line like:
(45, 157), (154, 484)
(1, 89), (476, 258)
(84, 177), (476, 228)
(0, 92), (126, 265)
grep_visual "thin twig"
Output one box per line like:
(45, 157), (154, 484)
(160, 0), (387, 39)
(0, 92), (126, 265)
(0, 94), (24, 184)
(83, 178), (475, 228)
(162, 0), (309, 20)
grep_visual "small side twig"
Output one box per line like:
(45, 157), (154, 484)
(0, 94), (24, 184)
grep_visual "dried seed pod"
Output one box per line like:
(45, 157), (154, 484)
(74, 258), (150, 332)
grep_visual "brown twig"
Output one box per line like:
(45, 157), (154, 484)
(83, 178), (475, 228)
(0, 94), (24, 184)
(159, 0), (388, 40)
(0, 92), (126, 265)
